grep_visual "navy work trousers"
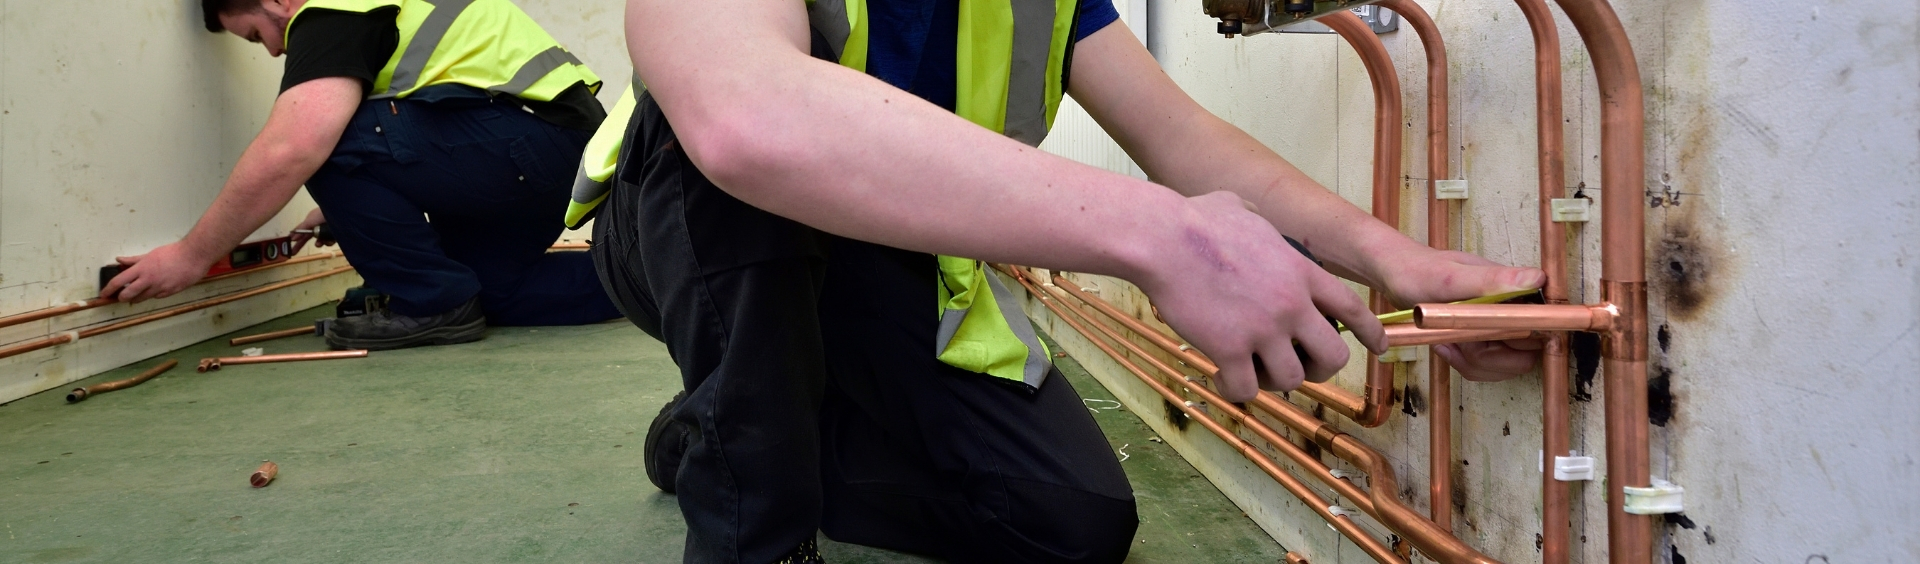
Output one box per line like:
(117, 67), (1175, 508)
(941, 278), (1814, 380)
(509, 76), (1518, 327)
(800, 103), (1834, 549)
(592, 91), (1138, 564)
(306, 95), (619, 326)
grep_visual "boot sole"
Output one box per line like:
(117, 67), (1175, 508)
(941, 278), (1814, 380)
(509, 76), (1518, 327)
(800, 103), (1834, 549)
(644, 390), (689, 494)
(326, 318), (487, 351)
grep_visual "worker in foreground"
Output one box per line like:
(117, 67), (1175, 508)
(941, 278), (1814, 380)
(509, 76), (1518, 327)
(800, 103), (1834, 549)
(100, 0), (621, 350)
(581, 0), (1550, 561)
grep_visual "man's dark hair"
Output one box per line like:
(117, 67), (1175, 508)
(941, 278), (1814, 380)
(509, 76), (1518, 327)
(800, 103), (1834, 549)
(202, 0), (264, 33)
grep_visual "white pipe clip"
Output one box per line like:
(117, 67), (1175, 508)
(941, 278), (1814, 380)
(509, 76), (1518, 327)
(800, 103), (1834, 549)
(1623, 479), (1684, 515)
(60, 330), (81, 344)
(1329, 469), (1367, 481)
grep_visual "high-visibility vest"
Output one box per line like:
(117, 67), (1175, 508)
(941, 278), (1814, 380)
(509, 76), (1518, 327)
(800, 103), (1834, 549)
(288, 0), (601, 103)
(569, 0), (1078, 390)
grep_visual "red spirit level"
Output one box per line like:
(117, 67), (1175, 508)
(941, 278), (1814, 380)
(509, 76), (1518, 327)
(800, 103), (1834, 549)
(99, 236), (298, 292)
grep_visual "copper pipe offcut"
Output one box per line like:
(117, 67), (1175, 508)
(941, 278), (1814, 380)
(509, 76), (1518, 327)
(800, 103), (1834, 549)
(1413, 303), (1617, 332)
(1286, 553), (1311, 564)
(67, 359), (178, 403)
(229, 326), (319, 347)
(198, 350), (368, 372)
(251, 461), (279, 488)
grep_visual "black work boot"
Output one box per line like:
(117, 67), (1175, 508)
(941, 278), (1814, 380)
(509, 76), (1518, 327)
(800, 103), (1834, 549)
(324, 297), (486, 351)
(643, 390), (691, 494)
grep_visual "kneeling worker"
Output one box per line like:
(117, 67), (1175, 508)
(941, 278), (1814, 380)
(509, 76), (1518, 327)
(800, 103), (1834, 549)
(102, 0), (621, 349)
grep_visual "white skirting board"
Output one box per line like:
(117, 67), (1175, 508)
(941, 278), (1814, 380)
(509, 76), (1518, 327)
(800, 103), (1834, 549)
(0, 257), (360, 404)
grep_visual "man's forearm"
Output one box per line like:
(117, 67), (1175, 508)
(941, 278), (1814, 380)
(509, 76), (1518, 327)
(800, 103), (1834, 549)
(180, 78), (361, 263)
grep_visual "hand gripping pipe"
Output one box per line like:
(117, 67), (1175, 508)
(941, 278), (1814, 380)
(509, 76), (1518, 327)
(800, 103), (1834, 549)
(0, 266), (357, 361)
(1001, 267), (1405, 562)
(1371, 0), (1459, 532)
(1510, 0), (1575, 560)
(1295, 10), (1404, 429)
(0, 252), (342, 331)
(1015, 267), (1500, 563)
(1412, 0), (1652, 560)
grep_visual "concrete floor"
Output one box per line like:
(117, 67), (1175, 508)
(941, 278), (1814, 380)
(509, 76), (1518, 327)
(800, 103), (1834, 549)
(0, 305), (1284, 563)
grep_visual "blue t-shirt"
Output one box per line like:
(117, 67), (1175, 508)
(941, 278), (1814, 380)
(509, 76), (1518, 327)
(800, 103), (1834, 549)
(864, 0), (1120, 112)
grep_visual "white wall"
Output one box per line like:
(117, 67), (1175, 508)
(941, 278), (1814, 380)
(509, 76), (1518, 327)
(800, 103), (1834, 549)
(1039, 0), (1920, 561)
(0, 1), (629, 401)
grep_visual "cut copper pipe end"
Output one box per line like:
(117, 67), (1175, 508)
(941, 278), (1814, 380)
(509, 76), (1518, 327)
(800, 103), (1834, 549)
(229, 326), (319, 347)
(1285, 553), (1310, 564)
(1413, 303), (1617, 332)
(251, 461), (279, 488)
(198, 350), (369, 372)
(67, 359), (179, 403)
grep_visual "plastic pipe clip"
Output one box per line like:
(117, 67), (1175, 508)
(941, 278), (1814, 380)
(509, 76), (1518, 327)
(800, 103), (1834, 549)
(1623, 479), (1685, 515)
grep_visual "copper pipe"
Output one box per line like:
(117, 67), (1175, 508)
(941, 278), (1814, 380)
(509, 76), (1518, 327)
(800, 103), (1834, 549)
(1286, 553), (1311, 564)
(0, 266), (356, 362)
(1383, 325), (1537, 347)
(229, 326), (318, 347)
(550, 242), (591, 251)
(1022, 266), (1498, 563)
(1375, 0), (1456, 530)
(1251, 394), (1497, 564)
(66, 359), (178, 403)
(197, 349), (368, 372)
(1413, 303), (1616, 332)
(1549, 0), (1653, 559)
(0, 252), (341, 330)
(251, 461), (279, 488)
(1006, 268), (1404, 563)
(1324, 10), (1405, 430)
(1513, 0), (1574, 560)
(1028, 273), (1377, 516)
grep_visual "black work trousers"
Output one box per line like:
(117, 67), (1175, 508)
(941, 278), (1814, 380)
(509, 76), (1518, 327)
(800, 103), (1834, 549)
(591, 91), (1138, 564)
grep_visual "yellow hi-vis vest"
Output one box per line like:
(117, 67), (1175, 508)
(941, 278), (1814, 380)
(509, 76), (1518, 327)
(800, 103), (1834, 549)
(287, 0), (601, 103)
(568, 0), (1077, 390)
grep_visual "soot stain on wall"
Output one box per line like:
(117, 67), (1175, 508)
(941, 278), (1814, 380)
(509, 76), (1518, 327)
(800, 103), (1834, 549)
(1660, 225), (1719, 321)
(1572, 332), (1601, 402)
(1401, 382), (1425, 417)
(1649, 365), (1677, 427)
(1163, 399), (1190, 432)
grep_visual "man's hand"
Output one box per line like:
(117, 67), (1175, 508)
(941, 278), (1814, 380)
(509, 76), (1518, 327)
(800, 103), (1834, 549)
(289, 208), (330, 254)
(100, 242), (214, 303)
(1136, 192), (1389, 402)
(1380, 249), (1549, 381)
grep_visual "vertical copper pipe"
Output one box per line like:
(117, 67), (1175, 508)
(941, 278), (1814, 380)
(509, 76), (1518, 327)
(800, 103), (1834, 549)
(1007, 269), (1405, 563)
(1020, 266), (1498, 563)
(1549, 1), (1652, 560)
(1375, 0), (1456, 532)
(1514, 0), (1574, 561)
(1325, 10), (1404, 429)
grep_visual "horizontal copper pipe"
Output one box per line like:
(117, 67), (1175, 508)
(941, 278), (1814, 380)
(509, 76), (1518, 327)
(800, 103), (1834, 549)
(229, 326), (318, 347)
(1413, 303), (1616, 332)
(1044, 272), (1384, 428)
(1006, 267), (1403, 563)
(1252, 394), (1497, 564)
(0, 252), (341, 331)
(198, 349), (368, 372)
(67, 359), (178, 403)
(1286, 553), (1310, 564)
(550, 242), (591, 251)
(251, 461), (279, 488)
(0, 266), (357, 362)
(1383, 325), (1538, 347)
(1016, 266), (1498, 563)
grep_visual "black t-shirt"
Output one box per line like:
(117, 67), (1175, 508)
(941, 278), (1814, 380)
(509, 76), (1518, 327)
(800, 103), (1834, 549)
(280, 8), (605, 131)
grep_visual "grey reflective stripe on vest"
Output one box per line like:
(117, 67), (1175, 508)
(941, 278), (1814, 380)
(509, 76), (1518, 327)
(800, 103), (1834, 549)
(808, 0), (852, 61)
(491, 46), (585, 96)
(377, 0), (475, 99)
(934, 265), (1053, 390)
(1003, 0), (1056, 146)
(985, 268), (1052, 389)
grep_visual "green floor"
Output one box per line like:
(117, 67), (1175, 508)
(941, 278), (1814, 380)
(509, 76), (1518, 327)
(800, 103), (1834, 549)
(1, 306), (1282, 563)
